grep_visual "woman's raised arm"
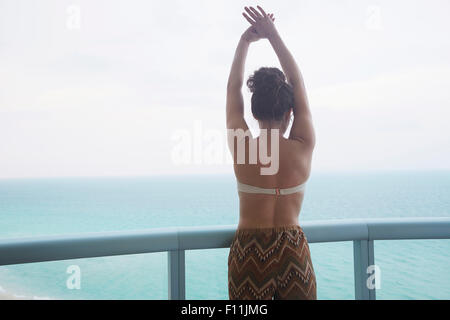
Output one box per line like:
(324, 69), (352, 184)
(244, 6), (315, 148)
(226, 34), (249, 131)
(226, 26), (262, 131)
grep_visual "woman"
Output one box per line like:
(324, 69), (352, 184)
(226, 6), (317, 300)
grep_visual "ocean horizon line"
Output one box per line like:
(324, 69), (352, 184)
(1, 168), (449, 181)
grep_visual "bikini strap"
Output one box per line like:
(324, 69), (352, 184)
(237, 181), (277, 195)
(236, 181), (306, 195)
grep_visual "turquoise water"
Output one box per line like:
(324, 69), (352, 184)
(0, 171), (449, 299)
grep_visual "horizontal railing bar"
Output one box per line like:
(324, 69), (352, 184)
(366, 217), (450, 240)
(300, 219), (369, 243)
(0, 227), (180, 266)
(0, 218), (449, 266)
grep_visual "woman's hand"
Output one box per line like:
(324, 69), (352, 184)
(241, 26), (262, 43)
(242, 6), (277, 39)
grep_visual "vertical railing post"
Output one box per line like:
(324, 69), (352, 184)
(168, 250), (185, 300)
(353, 240), (376, 300)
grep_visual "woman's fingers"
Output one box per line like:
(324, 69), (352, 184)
(244, 7), (258, 20)
(242, 12), (255, 25)
(243, 6), (274, 25)
(256, 6), (267, 17)
(249, 6), (262, 18)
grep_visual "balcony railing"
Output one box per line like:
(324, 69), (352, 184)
(0, 217), (449, 300)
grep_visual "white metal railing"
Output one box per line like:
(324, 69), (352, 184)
(0, 217), (449, 300)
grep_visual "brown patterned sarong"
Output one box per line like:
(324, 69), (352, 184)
(228, 225), (317, 300)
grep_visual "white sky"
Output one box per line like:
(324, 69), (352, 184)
(1, 0), (449, 179)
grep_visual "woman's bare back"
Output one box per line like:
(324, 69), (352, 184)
(233, 135), (313, 228)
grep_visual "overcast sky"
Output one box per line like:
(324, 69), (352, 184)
(1, 0), (449, 179)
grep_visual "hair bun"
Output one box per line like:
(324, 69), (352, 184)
(247, 67), (286, 94)
(246, 67), (294, 122)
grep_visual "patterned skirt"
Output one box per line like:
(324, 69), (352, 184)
(228, 224), (317, 300)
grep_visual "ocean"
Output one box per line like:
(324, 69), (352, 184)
(0, 171), (449, 299)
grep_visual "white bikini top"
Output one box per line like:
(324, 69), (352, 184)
(237, 180), (306, 196)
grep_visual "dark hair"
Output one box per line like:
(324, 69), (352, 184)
(247, 67), (294, 121)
